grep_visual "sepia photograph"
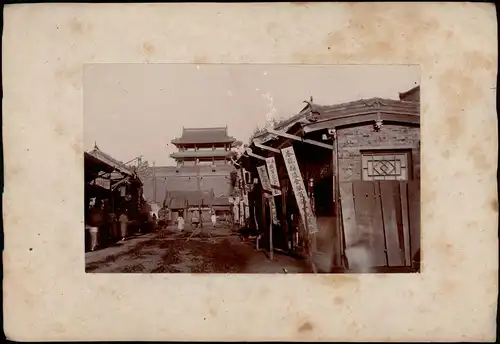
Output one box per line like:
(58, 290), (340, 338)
(84, 64), (420, 274)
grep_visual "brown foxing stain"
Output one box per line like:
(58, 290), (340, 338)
(142, 42), (155, 56)
(55, 66), (81, 81)
(347, 320), (360, 333)
(71, 141), (80, 155)
(297, 321), (313, 333)
(54, 122), (66, 137)
(266, 22), (278, 35)
(305, 4), (441, 64)
(69, 18), (86, 34)
(416, 305), (431, 314)
(490, 198), (498, 212)
(468, 145), (491, 170)
(193, 56), (209, 64)
(463, 51), (496, 71)
(422, 187), (436, 204)
(333, 296), (344, 305)
(438, 239), (465, 268)
(53, 322), (66, 334)
(441, 150), (450, 159)
(438, 278), (458, 294)
(209, 307), (218, 317)
(444, 117), (464, 142)
(259, 287), (270, 297)
(317, 274), (359, 289)
(438, 70), (483, 143)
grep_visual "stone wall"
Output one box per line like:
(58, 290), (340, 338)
(337, 123), (420, 182)
(142, 165), (235, 203)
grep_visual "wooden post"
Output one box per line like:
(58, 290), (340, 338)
(335, 134), (345, 269)
(303, 196), (317, 273)
(261, 189), (268, 256)
(281, 184), (288, 250)
(152, 161), (156, 203)
(331, 128), (342, 270)
(269, 198), (274, 260)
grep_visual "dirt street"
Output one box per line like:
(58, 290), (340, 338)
(85, 224), (310, 273)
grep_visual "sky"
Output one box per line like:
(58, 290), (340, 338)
(84, 64), (419, 166)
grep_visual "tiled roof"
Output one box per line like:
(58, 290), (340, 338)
(87, 147), (134, 176)
(170, 150), (232, 159)
(252, 95), (420, 143)
(171, 127), (236, 145)
(399, 85), (420, 102)
(211, 196), (230, 206)
(164, 190), (215, 209)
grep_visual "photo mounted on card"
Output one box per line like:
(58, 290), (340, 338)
(4, 3), (497, 342)
(84, 63), (420, 274)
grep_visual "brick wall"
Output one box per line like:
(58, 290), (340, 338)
(337, 124), (420, 182)
(142, 165), (235, 202)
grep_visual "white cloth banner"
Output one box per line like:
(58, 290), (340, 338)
(281, 146), (318, 233)
(257, 165), (272, 193)
(257, 165), (278, 224)
(265, 157), (282, 196)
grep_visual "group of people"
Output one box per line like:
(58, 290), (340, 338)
(85, 199), (155, 252)
(86, 201), (224, 251)
(173, 207), (218, 232)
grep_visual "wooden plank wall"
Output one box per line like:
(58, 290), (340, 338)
(408, 181), (421, 262)
(340, 180), (420, 269)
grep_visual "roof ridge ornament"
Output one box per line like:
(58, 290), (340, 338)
(304, 97), (321, 122)
(374, 113), (383, 132)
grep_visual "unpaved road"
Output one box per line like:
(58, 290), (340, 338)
(85, 225), (310, 273)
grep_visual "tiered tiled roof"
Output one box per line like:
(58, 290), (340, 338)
(171, 127), (236, 146)
(170, 150), (233, 159)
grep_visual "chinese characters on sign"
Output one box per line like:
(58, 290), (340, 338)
(281, 146), (318, 233)
(257, 165), (272, 193)
(265, 157), (282, 196)
(257, 165), (279, 224)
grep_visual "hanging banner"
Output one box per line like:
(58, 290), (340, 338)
(281, 146), (318, 233)
(257, 165), (272, 193)
(265, 157), (282, 196)
(257, 165), (278, 224)
(93, 177), (110, 190)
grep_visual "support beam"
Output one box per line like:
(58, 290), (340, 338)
(244, 150), (267, 161)
(253, 140), (281, 154)
(266, 128), (333, 150)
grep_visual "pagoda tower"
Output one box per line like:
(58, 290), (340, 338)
(170, 126), (236, 168)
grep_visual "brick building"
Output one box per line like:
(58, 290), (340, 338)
(236, 85), (420, 272)
(142, 127), (237, 210)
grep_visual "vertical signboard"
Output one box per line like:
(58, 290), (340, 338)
(257, 165), (272, 193)
(281, 146), (318, 233)
(257, 165), (278, 224)
(265, 157), (282, 196)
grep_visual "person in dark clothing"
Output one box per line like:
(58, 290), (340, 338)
(87, 204), (103, 251)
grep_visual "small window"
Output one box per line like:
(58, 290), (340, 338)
(361, 151), (410, 181)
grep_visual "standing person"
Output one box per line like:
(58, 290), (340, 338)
(198, 206), (204, 229)
(166, 207), (172, 227)
(210, 207), (217, 227)
(233, 199), (240, 227)
(119, 209), (129, 241)
(177, 211), (185, 232)
(158, 206), (167, 229)
(192, 208), (200, 229)
(152, 213), (158, 232)
(87, 204), (103, 251)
